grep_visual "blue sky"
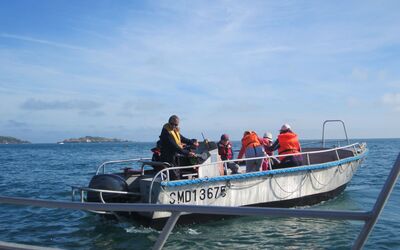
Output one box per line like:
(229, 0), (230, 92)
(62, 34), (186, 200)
(0, 0), (399, 143)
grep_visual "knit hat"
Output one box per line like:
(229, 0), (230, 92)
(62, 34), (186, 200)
(221, 134), (229, 141)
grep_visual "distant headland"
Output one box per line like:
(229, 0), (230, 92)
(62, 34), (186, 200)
(58, 136), (130, 144)
(0, 136), (30, 144)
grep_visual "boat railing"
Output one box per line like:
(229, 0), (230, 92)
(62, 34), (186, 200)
(147, 142), (366, 203)
(71, 157), (153, 209)
(322, 119), (350, 147)
(95, 157), (151, 175)
(70, 186), (142, 215)
(0, 152), (398, 250)
(153, 142), (365, 181)
(71, 186), (141, 202)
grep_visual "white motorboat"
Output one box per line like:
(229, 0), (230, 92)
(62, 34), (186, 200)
(71, 120), (368, 225)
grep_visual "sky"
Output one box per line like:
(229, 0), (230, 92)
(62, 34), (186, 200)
(0, 0), (399, 143)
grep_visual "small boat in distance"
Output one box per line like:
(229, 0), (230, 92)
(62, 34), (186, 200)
(72, 120), (368, 226)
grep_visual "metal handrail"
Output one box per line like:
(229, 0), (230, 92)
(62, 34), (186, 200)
(71, 186), (141, 201)
(96, 157), (151, 175)
(154, 143), (362, 181)
(322, 120), (350, 147)
(0, 152), (398, 249)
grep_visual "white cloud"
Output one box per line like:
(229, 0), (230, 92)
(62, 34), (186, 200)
(351, 68), (369, 81)
(0, 33), (90, 51)
(236, 46), (294, 56)
(347, 97), (362, 107)
(382, 93), (400, 111)
(20, 98), (102, 111)
(387, 80), (400, 89)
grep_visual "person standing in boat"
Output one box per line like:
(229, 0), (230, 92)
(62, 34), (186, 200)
(159, 115), (199, 180)
(217, 134), (239, 174)
(269, 124), (303, 168)
(260, 132), (273, 171)
(237, 131), (266, 172)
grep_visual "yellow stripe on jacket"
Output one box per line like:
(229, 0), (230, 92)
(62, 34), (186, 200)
(163, 123), (182, 148)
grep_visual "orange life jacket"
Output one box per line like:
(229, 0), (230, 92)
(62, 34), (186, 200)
(278, 132), (301, 160)
(238, 131), (263, 159)
(242, 132), (261, 149)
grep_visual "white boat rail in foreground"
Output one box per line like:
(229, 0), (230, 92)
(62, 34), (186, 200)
(0, 153), (399, 250)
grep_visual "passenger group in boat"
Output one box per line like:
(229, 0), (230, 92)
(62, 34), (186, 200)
(153, 116), (304, 179)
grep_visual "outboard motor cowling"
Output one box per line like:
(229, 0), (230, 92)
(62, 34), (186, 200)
(87, 174), (128, 203)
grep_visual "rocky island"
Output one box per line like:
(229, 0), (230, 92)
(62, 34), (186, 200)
(59, 136), (129, 144)
(0, 136), (30, 144)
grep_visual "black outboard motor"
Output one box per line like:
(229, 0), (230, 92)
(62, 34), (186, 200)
(86, 174), (129, 203)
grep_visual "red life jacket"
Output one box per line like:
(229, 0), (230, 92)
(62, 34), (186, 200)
(218, 141), (233, 160)
(278, 132), (301, 160)
(260, 137), (273, 156)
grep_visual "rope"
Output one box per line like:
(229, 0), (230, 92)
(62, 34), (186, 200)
(345, 162), (353, 178)
(272, 173), (308, 194)
(351, 161), (357, 173)
(338, 163), (346, 174)
(270, 173), (309, 199)
(337, 162), (353, 178)
(310, 168), (339, 189)
(229, 178), (269, 190)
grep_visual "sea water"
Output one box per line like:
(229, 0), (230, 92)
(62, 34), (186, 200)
(0, 139), (399, 249)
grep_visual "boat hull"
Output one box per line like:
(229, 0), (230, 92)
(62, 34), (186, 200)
(142, 182), (348, 229)
(142, 156), (363, 220)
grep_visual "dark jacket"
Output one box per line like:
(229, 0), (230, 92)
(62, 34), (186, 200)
(159, 127), (194, 165)
(269, 139), (280, 152)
